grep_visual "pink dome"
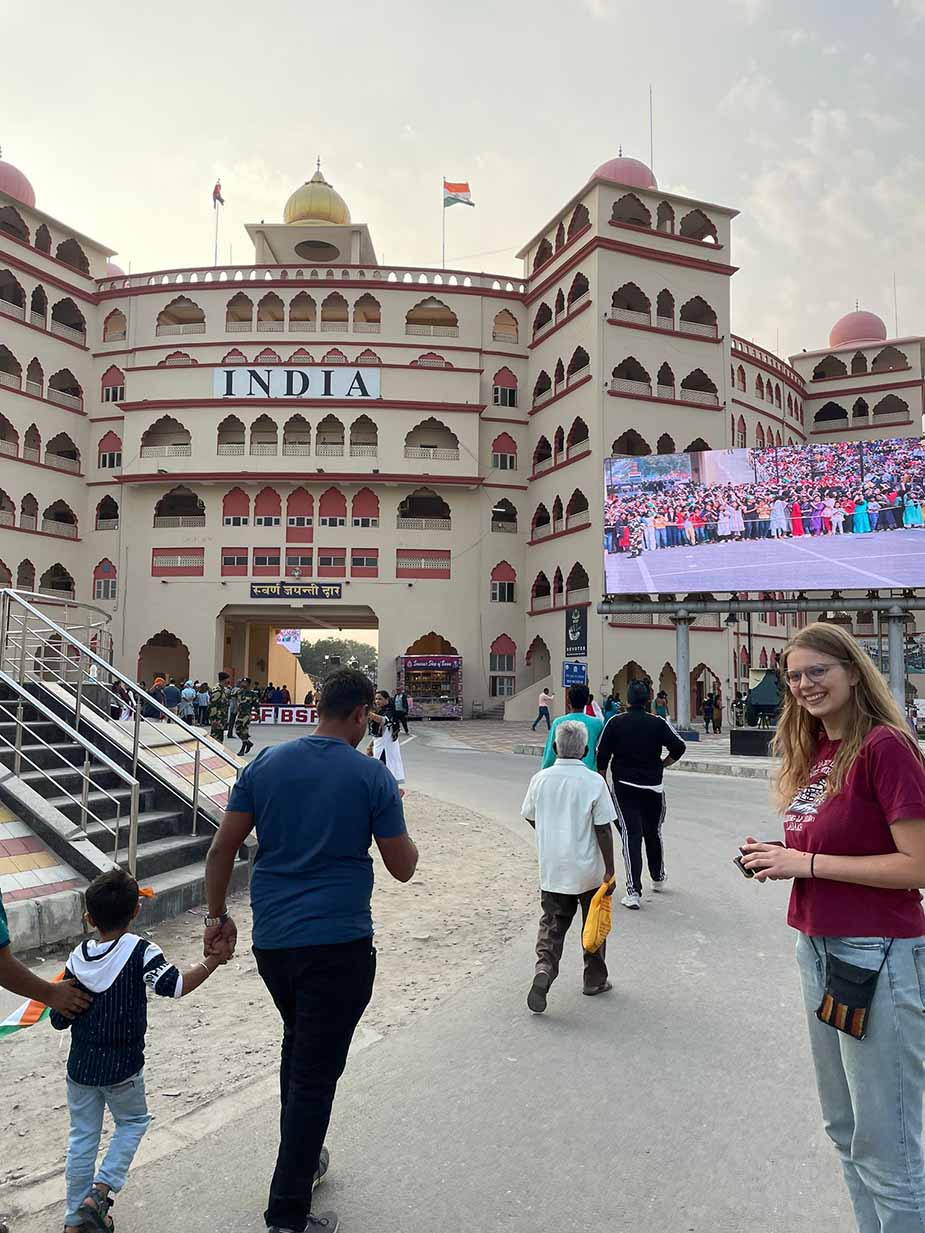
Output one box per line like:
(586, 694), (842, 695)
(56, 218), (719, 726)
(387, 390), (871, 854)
(829, 310), (887, 348)
(105, 261), (125, 277)
(0, 159), (36, 209)
(593, 155), (658, 191)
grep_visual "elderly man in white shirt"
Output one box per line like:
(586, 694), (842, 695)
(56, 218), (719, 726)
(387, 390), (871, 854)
(521, 719), (617, 1014)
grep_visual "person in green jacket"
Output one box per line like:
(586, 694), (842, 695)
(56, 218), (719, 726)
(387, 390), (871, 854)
(542, 683), (603, 772)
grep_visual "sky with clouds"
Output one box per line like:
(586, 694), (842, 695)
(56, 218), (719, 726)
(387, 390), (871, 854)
(3, 0), (924, 360)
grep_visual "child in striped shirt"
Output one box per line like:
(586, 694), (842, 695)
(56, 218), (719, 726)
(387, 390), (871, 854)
(51, 869), (223, 1232)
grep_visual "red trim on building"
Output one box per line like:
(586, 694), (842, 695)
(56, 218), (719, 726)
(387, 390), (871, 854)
(528, 520), (591, 547)
(804, 377), (922, 401)
(529, 372), (592, 416)
(528, 448), (592, 482)
(810, 419), (913, 436)
(90, 415), (125, 424)
(0, 242), (99, 303)
(0, 453), (87, 479)
(119, 471), (484, 486)
(0, 383), (87, 416)
(116, 397), (486, 416)
(730, 397), (802, 435)
(608, 218), (725, 251)
(807, 366), (912, 384)
(528, 599), (591, 617)
(126, 357), (484, 376)
(482, 480), (529, 491)
(528, 298), (593, 350)
(481, 415), (528, 425)
(97, 278), (523, 306)
(528, 224), (592, 283)
(0, 309), (88, 352)
(607, 388), (722, 414)
(606, 317), (722, 346)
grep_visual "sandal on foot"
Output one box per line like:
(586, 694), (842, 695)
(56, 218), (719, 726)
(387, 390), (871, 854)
(77, 1187), (114, 1233)
(582, 980), (613, 997)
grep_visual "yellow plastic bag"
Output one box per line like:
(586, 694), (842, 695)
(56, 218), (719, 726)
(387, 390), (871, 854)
(582, 878), (616, 953)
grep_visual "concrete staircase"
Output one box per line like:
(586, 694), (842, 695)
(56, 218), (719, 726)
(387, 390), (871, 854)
(0, 689), (249, 925)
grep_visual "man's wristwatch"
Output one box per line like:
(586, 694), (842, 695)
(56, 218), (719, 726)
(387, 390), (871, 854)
(204, 912), (229, 928)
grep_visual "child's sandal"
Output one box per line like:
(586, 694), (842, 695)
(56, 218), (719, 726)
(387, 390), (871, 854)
(77, 1187), (114, 1233)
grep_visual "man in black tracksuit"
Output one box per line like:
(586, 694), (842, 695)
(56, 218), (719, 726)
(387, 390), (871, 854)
(596, 678), (686, 909)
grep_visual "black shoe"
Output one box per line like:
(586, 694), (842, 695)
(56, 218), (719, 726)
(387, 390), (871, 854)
(308, 1217), (338, 1230)
(313, 1146), (330, 1190)
(527, 972), (551, 1014)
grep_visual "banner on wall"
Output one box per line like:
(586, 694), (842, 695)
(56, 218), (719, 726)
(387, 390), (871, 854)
(214, 366), (380, 400)
(276, 629), (302, 656)
(254, 706), (318, 725)
(565, 605), (588, 659)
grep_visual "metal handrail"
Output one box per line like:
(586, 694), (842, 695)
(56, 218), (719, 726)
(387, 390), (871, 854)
(0, 669), (141, 874)
(0, 590), (240, 831)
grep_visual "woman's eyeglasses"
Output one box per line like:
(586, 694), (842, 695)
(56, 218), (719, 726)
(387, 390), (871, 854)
(784, 663), (844, 686)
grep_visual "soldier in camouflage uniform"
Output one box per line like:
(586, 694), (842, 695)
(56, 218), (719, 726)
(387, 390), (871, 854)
(208, 672), (233, 744)
(234, 677), (261, 756)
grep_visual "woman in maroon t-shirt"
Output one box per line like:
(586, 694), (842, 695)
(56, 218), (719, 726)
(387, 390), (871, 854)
(741, 621), (925, 1230)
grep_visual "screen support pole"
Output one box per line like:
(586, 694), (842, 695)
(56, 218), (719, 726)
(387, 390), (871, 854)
(886, 606), (907, 711)
(675, 612), (693, 732)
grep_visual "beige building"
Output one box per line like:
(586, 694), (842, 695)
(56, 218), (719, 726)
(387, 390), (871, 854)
(0, 153), (920, 721)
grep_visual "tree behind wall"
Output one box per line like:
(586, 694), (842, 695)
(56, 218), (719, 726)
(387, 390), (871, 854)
(299, 637), (378, 683)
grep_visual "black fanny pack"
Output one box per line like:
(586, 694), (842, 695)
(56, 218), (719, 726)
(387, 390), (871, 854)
(810, 938), (893, 1040)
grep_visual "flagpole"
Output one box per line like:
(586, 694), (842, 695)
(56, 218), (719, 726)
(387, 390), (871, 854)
(213, 203), (220, 267)
(441, 175), (446, 270)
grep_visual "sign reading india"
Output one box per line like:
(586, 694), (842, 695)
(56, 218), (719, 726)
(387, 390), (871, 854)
(214, 366), (380, 400)
(250, 581), (343, 600)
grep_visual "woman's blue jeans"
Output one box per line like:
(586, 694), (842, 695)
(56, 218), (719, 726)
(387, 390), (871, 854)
(796, 934), (925, 1231)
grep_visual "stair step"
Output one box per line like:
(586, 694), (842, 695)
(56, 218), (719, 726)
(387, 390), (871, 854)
(48, 785), (158, 823)
(140, 855), (250, 926)
(84, 809), (187, 852)
(115, 833), (214, 880)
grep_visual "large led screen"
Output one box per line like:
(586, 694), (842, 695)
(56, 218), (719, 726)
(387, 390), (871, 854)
(603, 437), (925, 593)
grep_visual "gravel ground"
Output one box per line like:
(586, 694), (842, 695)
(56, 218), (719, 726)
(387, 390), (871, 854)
(0, 789), (537, 1204)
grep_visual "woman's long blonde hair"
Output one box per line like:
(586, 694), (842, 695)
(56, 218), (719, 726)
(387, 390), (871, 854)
(772, 621), (921, 809)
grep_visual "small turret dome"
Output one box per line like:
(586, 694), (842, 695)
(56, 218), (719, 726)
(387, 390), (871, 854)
(593, 155), (657, 191)
(829, 310), (888, 348)
(0, 157), (36, 209)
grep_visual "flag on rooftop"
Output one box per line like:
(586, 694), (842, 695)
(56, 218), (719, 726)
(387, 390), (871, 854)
(213, 180), (225, 208)
(443, 179), (474, 208)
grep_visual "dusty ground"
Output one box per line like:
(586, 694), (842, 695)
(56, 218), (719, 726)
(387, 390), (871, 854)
(0, 790), (536, 1203)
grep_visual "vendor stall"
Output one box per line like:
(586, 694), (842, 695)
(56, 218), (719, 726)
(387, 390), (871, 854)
(397, 654), (463, 719)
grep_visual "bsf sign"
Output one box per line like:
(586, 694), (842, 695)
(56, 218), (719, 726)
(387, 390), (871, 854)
(214, 366), (380, 400)
(255, 706), (318, 725)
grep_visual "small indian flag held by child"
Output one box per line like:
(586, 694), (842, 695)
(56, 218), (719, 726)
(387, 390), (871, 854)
(443, 179), (475, 208)
(0, 971), (62, 1040)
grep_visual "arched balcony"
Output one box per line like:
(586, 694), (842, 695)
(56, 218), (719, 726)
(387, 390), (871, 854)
(680, 369), (720, 407)
(611, 193), (651, 227)
(533, 370), (552, 405)
(679, 296), (718, 338)
(353, 294), (381, 333)
(530, 572), (552, 611)
(217, 414), (246, 455)
(0, 489), (14, 527)
(612, 429), (651, 456)
(153, 486), (205, 528)
(42, 500), (79, 539)
(533, 436), (553, 474)
(0, 414), (18, 459)
(0, 207), (28, 244)
(611, 357), (652, 397)
(871, 346), (907, 374)
(50, 297), (86, 344)
(350, 415), (378, 457)
(566, 346), (589, 382)
(656, 201), (675, 233)
(140, 416), (192, 457)
(567, 416), (589, 455)
(0, 345), (21, 393)
(657, 362), (675, 399)
(405, 297), (459, 337)
(404, 418), (459, 461)
(102, 308), (127, 342)
(850, 351), (868, 375)
(656, 289), (675, 329)
(492, 309), (518, 342)
(812, 354), (847, 380)
(23, 424), (40, 463)
(55, 238), (90, 274)
(533, 238), (553, 271)
(29, 286), (47, 329)
(565, 562), (590, 604)
(19, 494), (38, 531)
(282, 414), (311, 456)
(531, 502), (551, 540)
(320, 292), (348, 332)
(567, 272), (589, 309)
(0, 269), (25, 323)
(316, 414), (345, 456)
(657, 432), (676, 454)
(397, 488), (452, 531)
(566, 489), (590, 530)
(257, 292), (284, 332)
(533, 302), (553, 338)
(16, 559), (35, 589)
(47, 369), (83, 411)
(567, 204), (590, 238)
(225, 292), (253, 332)
(678, 209), (719, 244)
(852, 398), (869, 420)
(813, 401), (849, 427)
(34, 224), (51, 253)
(289, 292), (316, 332)
(45, 432), (80, 473)
(249, 414), (278, 456)
(39, 563), (75, 598)
(872, 394), (909, 420)
(156, 296), (205, 336)
(491, 498), (517, 533)
(95, 496), (120, 531)
(611, 282), (650, 326)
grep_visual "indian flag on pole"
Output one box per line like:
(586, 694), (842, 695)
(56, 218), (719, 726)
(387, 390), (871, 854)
(0, 972), (63, 1040)
(443, 179), (475, 208)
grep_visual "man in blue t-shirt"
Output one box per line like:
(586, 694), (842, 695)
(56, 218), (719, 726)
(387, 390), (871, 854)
(541, 683), (604, 773)
(204, 668), (418, 1233)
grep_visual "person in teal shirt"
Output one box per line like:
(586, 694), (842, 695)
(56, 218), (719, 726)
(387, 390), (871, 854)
(542, 683), (603, 772)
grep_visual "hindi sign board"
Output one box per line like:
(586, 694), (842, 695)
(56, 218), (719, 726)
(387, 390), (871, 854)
(250, 582), (342, 600)
(604, 436), (925, 593)
(562, 660), (588, 688)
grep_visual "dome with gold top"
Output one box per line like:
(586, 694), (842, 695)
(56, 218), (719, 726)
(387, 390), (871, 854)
(284, 163), (351, 226)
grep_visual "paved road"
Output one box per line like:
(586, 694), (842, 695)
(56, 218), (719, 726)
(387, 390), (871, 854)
(12, 733), (853, 1232)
